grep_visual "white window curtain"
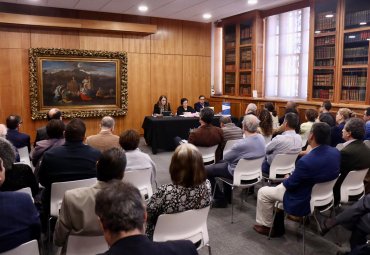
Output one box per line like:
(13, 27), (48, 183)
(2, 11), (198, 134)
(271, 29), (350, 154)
(265, 7), (310, 99)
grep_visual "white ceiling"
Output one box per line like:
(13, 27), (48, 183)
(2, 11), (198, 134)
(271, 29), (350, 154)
(0, 0), (301, 23)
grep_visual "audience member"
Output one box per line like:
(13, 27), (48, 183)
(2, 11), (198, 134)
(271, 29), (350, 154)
(254, 122), (340, 236)
(219, 116), (243, 143)
(300, 109), (318, 145)
(331, 108), (353, 147)
(333, 118), (370, 203)
(278, 101), (298, 125)
(265, 102), (279, 130)
(238, 103), (257, 128)
(54, 148), (126, 249)
(319, 100), (336, 127)
(153, 95), (171, 115)
(258, 109), (273, 144)
(0, 157), (41, 253)
(0, 124), (7, 138)
(194, 95), (210, 112)
(5, 115), (31, 152)
(31, 119), (65, 168)
(364, 107), (370, 140)
(38, 118), (101, 215)
(119, 129), (157, 183)
(206, 115), (265, 208)
(146, 143), (211, 238)
(95, 181), (198, 255)
(34, 108), (62, 145)
(86, 116), (120, 152)
(0, 138), (38, 197)
(177, 98), (195, 115)
(262, 112), (302, 176)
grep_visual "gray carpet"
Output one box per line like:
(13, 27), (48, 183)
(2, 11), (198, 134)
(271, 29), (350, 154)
(139, 138), (351, 255)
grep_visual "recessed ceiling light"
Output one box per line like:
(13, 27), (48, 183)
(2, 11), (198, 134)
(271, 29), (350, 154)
(138, 5), (148, 12)
(248, 0), (258, 5)
(203, 13), (212, 20)
(359, 22), (366, 25)
(325, 14), (334, 18)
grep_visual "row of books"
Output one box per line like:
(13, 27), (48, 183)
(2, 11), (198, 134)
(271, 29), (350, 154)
(240, 73), (251, 84)
(225, 74), (236, 84)
(315, 46), (335, 59)
(240, 62), (252, 69)
(341, 89), (366, 101)
(342, 75), (367, 87)
(345, 10), (370, 27)
(315, 59), (335, 66)
(225, 53), (236, 62)
(240, 27), (252, 39)
(343, 46), (369, 58)
(313, 89), (334, 99)
(315, 12), (336, 31)
(225, 42), (236, 48)
(315, 36), (335, 46)
(240, 86), (251, 96)
(343, 59), (368, 65)
(240, 50), (252, 61)
(345, 31), (370, 43)
(240, 38), (252, 45)
(313, 73), (334, 86)
(225, 85), (235, 94)
(225, 34), (235, 42)
(225, 65), (235, 71)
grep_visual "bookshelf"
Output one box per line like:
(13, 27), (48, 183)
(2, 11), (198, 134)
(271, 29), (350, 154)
(224, 25), (236, 95)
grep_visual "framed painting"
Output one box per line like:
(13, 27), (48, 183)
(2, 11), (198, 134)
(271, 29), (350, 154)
(29, 48), (127, 120)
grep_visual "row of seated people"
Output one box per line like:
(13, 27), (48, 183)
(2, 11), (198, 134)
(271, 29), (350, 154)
(153, 95), (210, 116)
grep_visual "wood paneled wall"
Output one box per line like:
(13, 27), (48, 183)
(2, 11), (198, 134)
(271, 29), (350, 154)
(0, 19), (211, 142)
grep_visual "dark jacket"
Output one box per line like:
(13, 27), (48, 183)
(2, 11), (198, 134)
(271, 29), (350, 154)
(176, 106), (195, 116)
(6, 129), (31, 152)
(153, 104), (171, 115)
(331, 122), (345, 147)
(34, 126), (48, 146)
(188, 124), (223, 147)
(194, 102), (210, 112)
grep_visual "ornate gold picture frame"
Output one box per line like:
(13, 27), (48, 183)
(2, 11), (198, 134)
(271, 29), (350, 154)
(29, 48), (127, 120)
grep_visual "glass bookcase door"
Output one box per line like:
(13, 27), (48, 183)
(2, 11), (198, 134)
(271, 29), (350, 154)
(240, 22), (252, 45)
(344, 0), (370, 30)
(224, 25), (236, 95)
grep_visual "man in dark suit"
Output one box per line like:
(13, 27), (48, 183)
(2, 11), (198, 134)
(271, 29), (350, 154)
(333, 118), (370, 204)
(95, 181), (197, 255)
(0, 157), (41, 253)
(253, 122), (340, 236)
(34, 108), (62, 145)
(5, 115), (31, 152)
(193, 95), (210, 112)
(38, 118), (101, 214)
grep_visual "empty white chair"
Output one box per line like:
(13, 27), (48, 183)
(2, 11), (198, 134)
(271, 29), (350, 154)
(0, 239), (39, 255)
(265, 153), (299, 182)
(223, 139), (242, 157)
(364, 140), (370, 149)
(65, 235), (107, 255)
(336, 143), (344, 151)
(197, 145), (218, 165)
(123, 169), (153, 201)
(15, 187), (34, 202)
(214, 157), (264, 223)
(17, 146), (32, 168)
(340, 169), (369, 203)
(153, 206), (211, 255)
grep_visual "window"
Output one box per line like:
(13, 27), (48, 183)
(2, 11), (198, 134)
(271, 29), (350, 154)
(264, 7), (310, 99)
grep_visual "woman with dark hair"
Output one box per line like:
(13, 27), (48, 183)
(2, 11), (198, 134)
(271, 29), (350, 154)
(265, 102), (279, 130)
(257, 109), (273, 144)
(146, 143), (211, 239)
(331, 108), (353, 147)
(153, 95), (171, 115)
(176, 98), (195, 116)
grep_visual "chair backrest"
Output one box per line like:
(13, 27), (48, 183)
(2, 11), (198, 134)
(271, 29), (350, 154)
(50, 178), (97, 217)
(17, 146), (32, 168)
(197, 145), (218, 164)
(15, 187), (34, 202)
(364, 140), (370, 149)
(310, 178), (337, 213)
(233, 157), (264, 186)
(336, 143), (344, 151)
(340, 168), (369, 203)
(1, 239), (39, 255)
(66, 235), (107, 255)
(123, 169), (153, 201)
(269, 153), (298, 179)
(153, 206), (210, 250)
(223, 139), (242, 157)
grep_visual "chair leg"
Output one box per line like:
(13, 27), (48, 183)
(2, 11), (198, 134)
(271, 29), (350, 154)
(302, 216), (306, 255)
(211, 180), (218, 208)
(268, 205), (278, 240)
(231, 187), (234, 224)
(207, 243), (212, 255)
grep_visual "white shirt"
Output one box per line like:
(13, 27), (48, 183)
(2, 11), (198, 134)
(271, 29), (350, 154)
(265, 130), (302, 164)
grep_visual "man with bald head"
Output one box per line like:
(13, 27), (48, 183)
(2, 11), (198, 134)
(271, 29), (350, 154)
(86, 116), (120, 152)
(206, 114), (266, 207)
(34, 108), (62, 145)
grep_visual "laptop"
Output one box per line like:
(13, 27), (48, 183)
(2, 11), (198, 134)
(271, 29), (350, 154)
(162, 111), (172, 116)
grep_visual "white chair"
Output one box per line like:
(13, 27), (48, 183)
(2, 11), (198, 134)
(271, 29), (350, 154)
(15, 187), (34, 202)
(197, 145), (218, 165)
(340, 169), (369, 203)
(223, 139), (241, 157)
(214, 157), (264, 223)
(265, 153), (299, 182)
(0, 239), (39, 255)
(65, 235), (107, 255)
(153, 206), (211, 255)
(364, 140), (370, 149)
(336, 143), (344, 151)
(123, 169), (153, 201)
(17, 146), (32, 168)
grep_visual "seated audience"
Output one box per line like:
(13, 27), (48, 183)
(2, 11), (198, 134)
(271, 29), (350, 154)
(0, 157), (41, 253)
(34, 108), (62, 145)
(31, 119), (65, 168)
(319, 100), (336, 127)
(333, 118), (370, 203)
(0, 124), (7, 138)
(265, 102), (279, 130)
(219, 116), (243, 143)
(119, 129), (157, 183)
(300, 109), (318, 145)
(317, 194), (370, 255)
(238, 103), (257, 127)
(258, 109), (273, 144)
(176, 98), (195, 115)
(54, 148), (126, 249)
(278, 101), (298, 126)
(0, 138), (38, 197)
(38, 118), (101, 215)
(146, 144), (211, 238)
(206, 115), (265, 208)
(194, 95), (210, 112)
(254, 122), (340, 236)
(5, 115), (31, 152)
(95, 181), (198, 255)
(364, 107), (370, 140)
(153, 95), (171, 115)
(86, 116), (120, 152)
(262, 112), (302, 176)
(331, 108), (353, 147)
